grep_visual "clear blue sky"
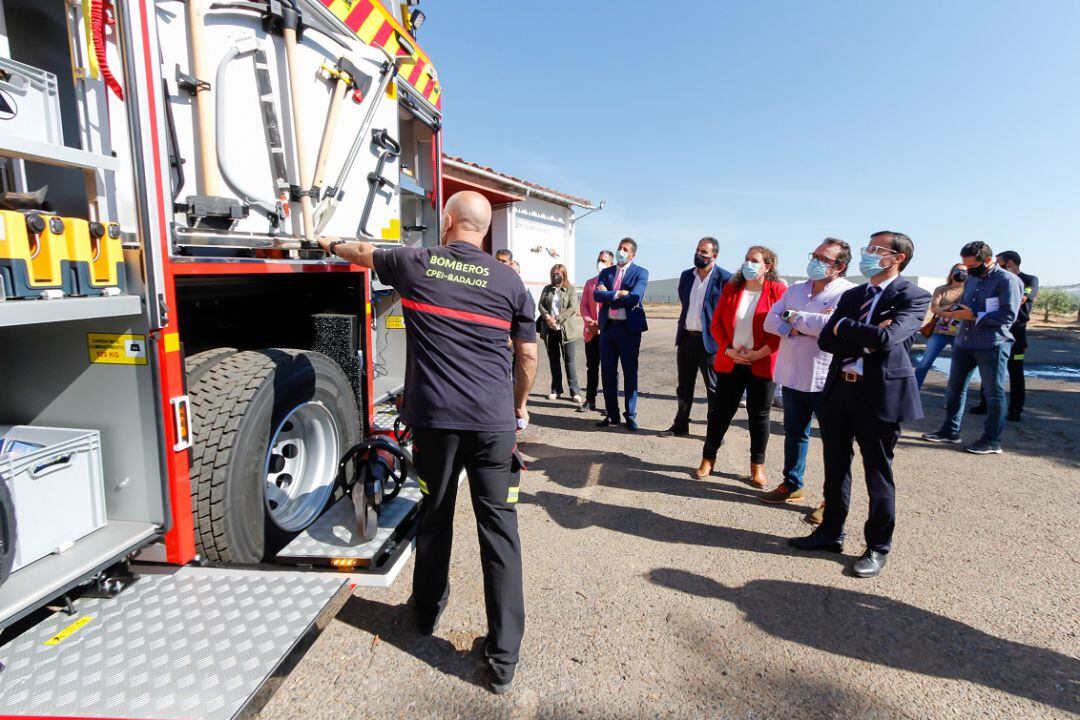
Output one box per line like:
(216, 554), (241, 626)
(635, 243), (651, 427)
(422, 1), (1080, 285)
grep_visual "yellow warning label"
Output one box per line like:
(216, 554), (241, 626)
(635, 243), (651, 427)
(163, 332), (181, 354)
(88, 333), (149, 365)
(386, 315), (406, 329)
(380, 218), (402, 241)
(44, 615), (94, 646)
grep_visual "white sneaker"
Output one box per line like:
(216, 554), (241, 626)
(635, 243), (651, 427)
(572, 395), (583, 404)
(547, 393), (558, 400)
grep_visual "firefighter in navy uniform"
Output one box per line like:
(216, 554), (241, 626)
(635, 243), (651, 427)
(318, 191), (539, 694)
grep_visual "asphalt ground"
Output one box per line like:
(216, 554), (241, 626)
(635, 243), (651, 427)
(260, 317), (1080, 720)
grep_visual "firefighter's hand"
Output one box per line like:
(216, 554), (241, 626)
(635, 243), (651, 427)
(515, 406), (530, 432)
(317, 236), (337, 252)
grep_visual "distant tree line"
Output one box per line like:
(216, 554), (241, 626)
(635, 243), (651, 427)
(1033, 288), (1079, 321)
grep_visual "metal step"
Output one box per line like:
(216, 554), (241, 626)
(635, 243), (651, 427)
(372, 403), (400, 432)
(0, 566), (349, 719)
(275, 478), (422, 571)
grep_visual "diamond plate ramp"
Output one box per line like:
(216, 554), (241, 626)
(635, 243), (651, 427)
(276, 478), (422, 569)
(0, 568), (347, 719)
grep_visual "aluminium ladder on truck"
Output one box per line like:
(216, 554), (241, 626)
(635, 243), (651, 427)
(0, 0), (444, 716)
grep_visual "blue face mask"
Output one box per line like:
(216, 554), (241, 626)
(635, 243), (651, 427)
(615, 250), (630, 266)
(741, 261), (762, 280)
(859, 251), (887, 279)
(806, 258), (832, 281)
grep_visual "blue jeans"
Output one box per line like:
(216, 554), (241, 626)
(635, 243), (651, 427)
(939, 344), (1010, 443)
(914, 332), (955, 388)
(782, 387), (822, 490)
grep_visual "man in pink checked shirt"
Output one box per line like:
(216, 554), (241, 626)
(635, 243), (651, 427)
(577, 250), (615, 413)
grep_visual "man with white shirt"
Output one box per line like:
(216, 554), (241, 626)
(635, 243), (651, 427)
(790, 231), (930, 578)
(660, 238), (732, 437)
(761, 239), (855, 512)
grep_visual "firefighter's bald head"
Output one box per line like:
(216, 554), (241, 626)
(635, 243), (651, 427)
(442, 191), (492, 246)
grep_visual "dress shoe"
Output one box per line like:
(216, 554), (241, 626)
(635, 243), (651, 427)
(805, 502), (825, 525)
(1007, 411), (1022, 422)
(576, 402), (595, 413)
(759, 484), (804, 504)
(624, 417), (640, 431)
(968, 403), (988, 415)
(788, 531), (843, 553)
(596, 417), (620, 428)
(693, 458), (713, 479)
(748, 463), (768, 489)
(851, 549), (888, 578)
(658, 425), (689, 438)
(487, 666), (515, 695)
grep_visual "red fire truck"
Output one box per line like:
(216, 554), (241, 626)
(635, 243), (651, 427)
(0, 1), (440, 716)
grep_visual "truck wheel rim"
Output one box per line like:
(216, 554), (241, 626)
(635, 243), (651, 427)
(263, 401), (339, 532)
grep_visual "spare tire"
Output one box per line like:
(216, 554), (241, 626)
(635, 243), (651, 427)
(0, 474), (16, 587)
(187, 349), (360, 564)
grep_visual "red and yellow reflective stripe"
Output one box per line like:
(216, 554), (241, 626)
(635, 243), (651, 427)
(320, 0), (442, 110)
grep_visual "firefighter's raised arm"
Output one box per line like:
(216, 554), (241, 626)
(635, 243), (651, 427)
(318, 236), (379, 268)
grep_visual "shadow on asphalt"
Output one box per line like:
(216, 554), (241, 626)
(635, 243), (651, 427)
(526, 405), (773, 440)
(521, 444), (813, 516)
(648, 568), (1080, 714)
(335, 596), (487, 689)
(909, 381), (1080, 468)
(521, 488), (840, 565)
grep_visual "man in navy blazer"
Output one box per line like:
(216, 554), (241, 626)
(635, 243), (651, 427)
(660, 237), (731, 437)
(594, 237), (649, 430)
(790, 231), (930, 579)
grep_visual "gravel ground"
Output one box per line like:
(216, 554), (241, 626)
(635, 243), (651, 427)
(260, 318), (1080, 720)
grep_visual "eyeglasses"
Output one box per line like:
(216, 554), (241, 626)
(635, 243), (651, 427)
(808, 253), (839, 266)
(860, 246), (896, 258)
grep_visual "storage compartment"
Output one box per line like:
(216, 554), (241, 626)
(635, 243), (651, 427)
(0, 425), (106, 571)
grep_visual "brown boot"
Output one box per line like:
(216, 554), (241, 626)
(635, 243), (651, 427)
(693, 458), (714, 479)
(749, 463), (768, 489)
(759, 484), (805, 504)
(805, 501), (825, 525)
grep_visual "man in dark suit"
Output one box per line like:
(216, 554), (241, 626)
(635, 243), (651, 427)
(594, 237), (649, 431)
(660, 237), (731, 437)
(790, 231), (930, 578)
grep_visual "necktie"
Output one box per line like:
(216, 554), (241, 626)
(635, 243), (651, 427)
(859, 285), (882, 323)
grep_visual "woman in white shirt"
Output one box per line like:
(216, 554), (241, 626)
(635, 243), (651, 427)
(696, 246), (787, 485)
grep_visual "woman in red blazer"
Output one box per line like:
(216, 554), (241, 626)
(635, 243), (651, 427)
(695, 245), (787, 485)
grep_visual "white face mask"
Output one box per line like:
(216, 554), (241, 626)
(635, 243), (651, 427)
(596, 262), (606, 273)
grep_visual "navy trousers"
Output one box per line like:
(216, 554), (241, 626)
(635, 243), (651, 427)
(818, 380), (901, 553)
(599, 320), (641, 422)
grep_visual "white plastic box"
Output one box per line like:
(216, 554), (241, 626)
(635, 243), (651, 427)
(0, 56), (64, 146)
(0, 425), (106, 571)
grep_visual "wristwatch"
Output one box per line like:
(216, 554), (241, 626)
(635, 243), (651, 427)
(782, 310), (797, 322)
(327, 239), (348, 257)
